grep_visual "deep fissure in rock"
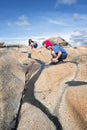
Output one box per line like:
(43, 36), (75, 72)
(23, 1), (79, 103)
(12, 55), (87, 130)
(13, 60), (63, 130)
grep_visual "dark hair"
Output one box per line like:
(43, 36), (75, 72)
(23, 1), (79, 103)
(28, 39), (34, 45)
(42, 41), (45, 46)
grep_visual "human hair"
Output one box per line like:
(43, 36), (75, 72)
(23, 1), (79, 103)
(42, 41), (45, 46)
(28, 39), (34, 46)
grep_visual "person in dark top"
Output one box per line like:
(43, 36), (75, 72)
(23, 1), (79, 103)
(28, 39), (38, 49)
(43, 40), (68, 64)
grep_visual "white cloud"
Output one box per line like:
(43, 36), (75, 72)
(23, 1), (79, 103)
(49, 19), (67, 26)
(0, 33), (71, 46)
(55, 0), (77, 8)
(1, 28), (87, 47)
(73, 13), (87, 21)
(14, 15), (31, 26)
(8, 15), (31, 27)
(61, 0), (77, 5)
(70, 30), (87, 46)
(18, 15), (28, 20)
(14, 20), (30, 26)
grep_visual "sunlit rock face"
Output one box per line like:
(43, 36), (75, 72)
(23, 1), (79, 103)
(0, 47), (36, 129)
(0, 48), (26, 129)
(48, 36), (69, 46)
(58, 47), (87, 130)
(0, 46), (87, 130)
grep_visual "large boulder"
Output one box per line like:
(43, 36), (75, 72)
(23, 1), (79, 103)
(48, 36), (69, 46)
(0, 48), (28, 129)
(0, 42), (6, 48)
(18, 46), (87, 130)
(0, 46), (87, 130)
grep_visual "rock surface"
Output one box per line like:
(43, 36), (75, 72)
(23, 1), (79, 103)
(48, 36), (69, 46)
(0, 46), (87, 130)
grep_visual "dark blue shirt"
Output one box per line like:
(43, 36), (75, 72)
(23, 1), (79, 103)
(52, 45), (67, 55)
(33, 43), (38, 48)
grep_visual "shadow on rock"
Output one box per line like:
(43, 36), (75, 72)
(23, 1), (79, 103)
(65, 80), (87, 87)
(22, 59), (63, 130)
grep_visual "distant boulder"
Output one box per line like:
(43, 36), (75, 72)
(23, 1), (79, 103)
(48, 36), (70, 46)
(0, 42), (4, 45)
(0, 42), (6, 48)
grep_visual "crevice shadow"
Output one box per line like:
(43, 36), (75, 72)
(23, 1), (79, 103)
(63, 60), (79, 65)
(44, 60), (78, 67)
(22, 59), (63, 130)
(65, 80), (87, 87)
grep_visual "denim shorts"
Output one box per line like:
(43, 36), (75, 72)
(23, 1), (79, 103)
(58, 53), (67, 61)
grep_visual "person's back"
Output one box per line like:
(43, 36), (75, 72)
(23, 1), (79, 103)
(51, 45), (67, 62)
(52, 45), (67, 55)
(33, 42), (38, 48)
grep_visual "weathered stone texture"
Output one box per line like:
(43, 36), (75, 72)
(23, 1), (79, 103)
(0, 46), (87, 130)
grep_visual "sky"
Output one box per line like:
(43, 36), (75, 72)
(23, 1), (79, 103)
(0, 0), (87, 46)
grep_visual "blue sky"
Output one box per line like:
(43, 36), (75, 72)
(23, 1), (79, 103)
(0, 0), (87, 46)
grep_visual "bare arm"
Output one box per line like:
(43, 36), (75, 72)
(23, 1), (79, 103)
(55, 51), (62, 60)
(45, 51), (62, 65)
(51, 51), (62, 62)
